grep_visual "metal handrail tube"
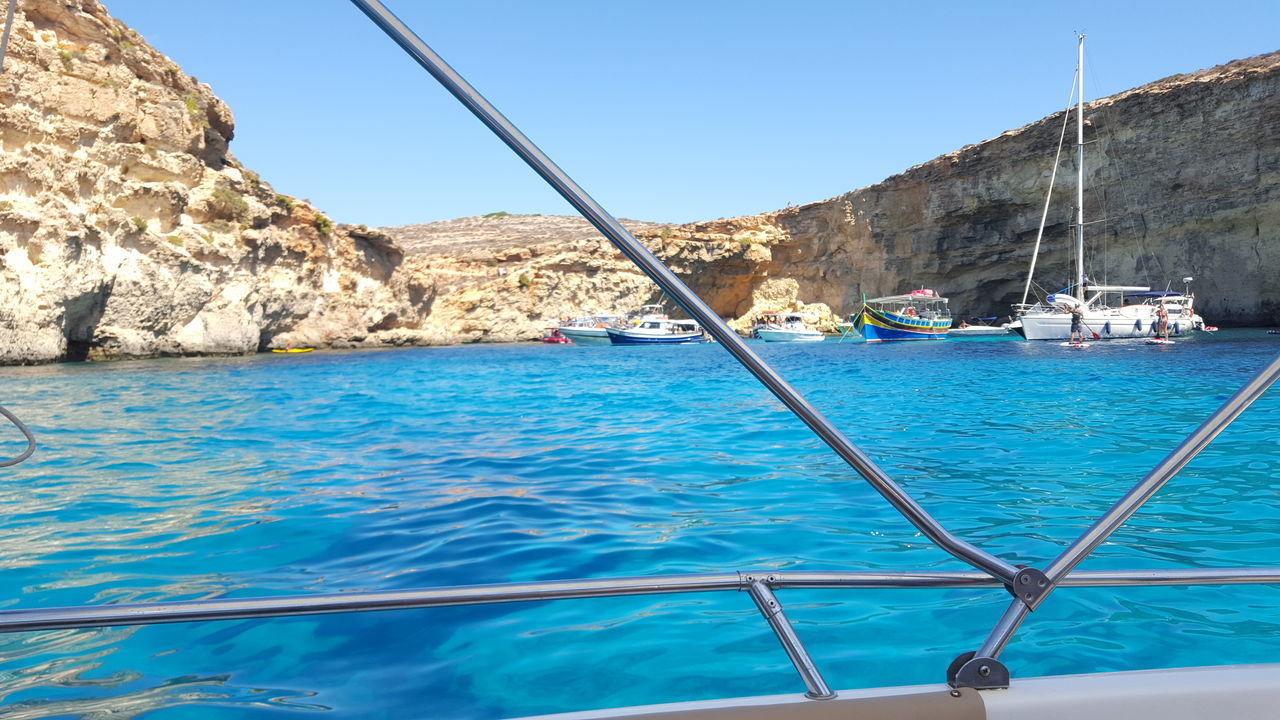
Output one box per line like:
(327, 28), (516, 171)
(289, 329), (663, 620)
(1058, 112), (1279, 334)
(5, 567), (1280, 635)
(1045, 353), (1280, 582)
(747, 581), (835, 699)
(347, 0), (1018, 585)
(770, 572), (995, 589)
(0, 573), (742, 634)
(772, 568), (1280, 589)
(962, 354), (1280, 662)
(973, 599), (1030, 660)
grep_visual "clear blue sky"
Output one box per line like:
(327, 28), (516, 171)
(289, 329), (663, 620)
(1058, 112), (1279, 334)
(101, 1), (1278, 228)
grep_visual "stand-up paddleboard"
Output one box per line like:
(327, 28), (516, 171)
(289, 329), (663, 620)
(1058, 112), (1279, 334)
(1060, 342), (1090, 349)
(272, 348), (314, 354)
(1145, 338), (1175, 345)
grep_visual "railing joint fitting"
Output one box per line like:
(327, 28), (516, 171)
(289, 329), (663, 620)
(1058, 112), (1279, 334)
(1006, 566), (1051, 609)
(947, 651), (1010, 690)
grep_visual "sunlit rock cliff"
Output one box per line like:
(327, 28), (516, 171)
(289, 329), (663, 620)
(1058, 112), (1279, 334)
(651, 51), (1280, 326)
(387, 51), (1280, 333)
(0, 0), (441, 363)
(0, 0), (1276, 364)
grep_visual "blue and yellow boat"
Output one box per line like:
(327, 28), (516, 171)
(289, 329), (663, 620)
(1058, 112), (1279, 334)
(853, 289), (951, 342)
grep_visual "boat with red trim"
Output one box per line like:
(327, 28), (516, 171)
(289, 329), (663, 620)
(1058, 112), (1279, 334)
(853, 289), (951, 343)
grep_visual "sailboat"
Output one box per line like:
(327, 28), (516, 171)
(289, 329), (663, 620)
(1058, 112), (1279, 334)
(1010, 36), (1204, 342)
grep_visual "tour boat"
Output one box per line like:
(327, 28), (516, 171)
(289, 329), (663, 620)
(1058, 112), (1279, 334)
(606, 318), (707, 345)
(853, 289), (951, 342)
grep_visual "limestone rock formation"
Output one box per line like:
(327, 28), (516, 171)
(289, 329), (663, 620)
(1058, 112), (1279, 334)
(1, 0), (1276, 366)
(0, 0), (434, 363)
(655, 53), (1280, 326)
(385, 50), (1280, 335)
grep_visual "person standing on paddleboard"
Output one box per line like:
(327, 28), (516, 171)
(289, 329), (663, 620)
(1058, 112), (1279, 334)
(1155, 303), (1170, 341)
(1069, 305), (1085, 345)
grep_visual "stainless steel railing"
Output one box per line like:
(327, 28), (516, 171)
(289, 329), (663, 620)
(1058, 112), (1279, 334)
(5, 567), (1280, 700)
(2, 0), (1277, 709)
(347, 0), (1280, 693)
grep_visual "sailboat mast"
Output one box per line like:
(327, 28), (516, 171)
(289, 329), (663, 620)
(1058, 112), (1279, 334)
(1074, 34), (1086, 302)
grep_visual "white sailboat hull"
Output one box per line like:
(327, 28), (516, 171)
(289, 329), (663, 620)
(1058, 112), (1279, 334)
(1018, 306), (1197, 341)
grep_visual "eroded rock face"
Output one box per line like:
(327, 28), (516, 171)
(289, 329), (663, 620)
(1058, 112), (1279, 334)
(0, 0), (432, 363)
(388, 52), (1280, 334)
(1, 0), (1276, 365)
(656, 53), (1280, 326)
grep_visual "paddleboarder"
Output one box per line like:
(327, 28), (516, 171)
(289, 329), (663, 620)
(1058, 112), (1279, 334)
(1069, 305), (1085, 345)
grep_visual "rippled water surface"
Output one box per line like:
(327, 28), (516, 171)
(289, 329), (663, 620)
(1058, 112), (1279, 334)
(0, 332), (1278, 718)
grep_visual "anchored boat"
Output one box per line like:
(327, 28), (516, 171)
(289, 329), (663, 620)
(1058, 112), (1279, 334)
(558, 314), (620, 345)
(853, 290), (951, 343)
(606, 318), (707, 345)
(949, 316), (1010, 338)
(754, 313), (825, 343)
(1011, 36), (1204, 342)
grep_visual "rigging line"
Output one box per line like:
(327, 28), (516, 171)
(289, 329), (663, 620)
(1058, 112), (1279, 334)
(1020, 70), (1079, 307)
(0, 405), (35, 467)
(349, 0), (1020, 584)
(1085, 51), (1167, 287)
(0, 0), (16, 73)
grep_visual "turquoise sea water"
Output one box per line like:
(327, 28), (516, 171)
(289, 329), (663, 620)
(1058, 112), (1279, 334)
(0, 331), (1278, 719)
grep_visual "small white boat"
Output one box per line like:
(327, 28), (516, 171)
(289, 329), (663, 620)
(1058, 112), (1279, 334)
(754, 313), (824, 343)
(949, 317), (1010, 337)
(558, 314), (621, 346)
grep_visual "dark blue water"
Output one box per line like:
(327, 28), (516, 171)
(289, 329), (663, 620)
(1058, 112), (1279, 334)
(0, 332), (1277, 718)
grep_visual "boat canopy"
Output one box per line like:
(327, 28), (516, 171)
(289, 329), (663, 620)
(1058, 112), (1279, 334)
(1084, 285), (1150, 293)
(1123, 291), (1184, 299)
(865, 294), (949, 305)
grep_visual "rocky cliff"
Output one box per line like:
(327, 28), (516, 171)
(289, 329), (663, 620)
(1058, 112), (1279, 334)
(0, 0), (445, 363)
(1, 0), (1276, 365)
(649, 52), (1280, 326)
(384, 51), (1280, 332)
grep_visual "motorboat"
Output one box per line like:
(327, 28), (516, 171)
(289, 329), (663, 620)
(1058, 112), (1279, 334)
(541, 327), (572, 344)
(606, 318), (707, 345)
(558, 314), (620, 345)
(948, 316), (1010, 338)
(853, 289), (951, 342)
(624, 303), (669, 324)
(754, 313), (825, 343)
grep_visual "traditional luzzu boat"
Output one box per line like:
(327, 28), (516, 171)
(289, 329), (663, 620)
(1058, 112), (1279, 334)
(853, 290), (951, 343)
(3, 5), (1280, 720)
